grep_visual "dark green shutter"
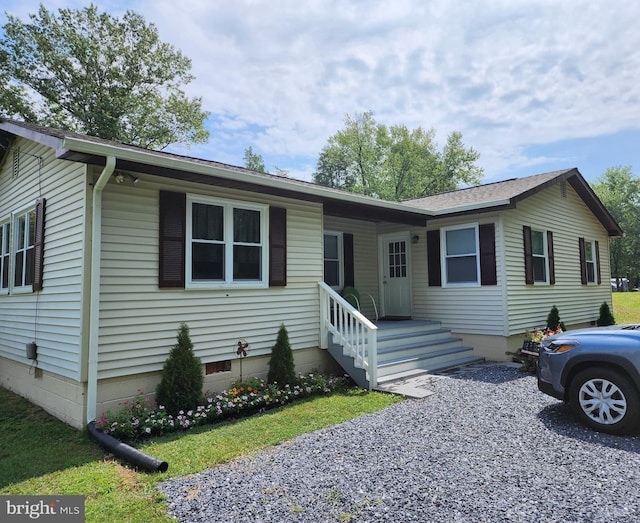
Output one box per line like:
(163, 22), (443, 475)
(159, 191), (186, 288)
(343, 233), (354, 288)
(579, 237), (587, 285)
(32, 198), (46, 291)
(269, 207), (287, 286)
(547, 231), (555, 285)
(523, 226), (533, 284)
(427, 230), (441, 287)
(479, 223), (497, 286)
(595, 240), (601, 285)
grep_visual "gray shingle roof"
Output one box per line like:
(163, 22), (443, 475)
(0, 119), (622, 235)
(402, 169), (575, 213)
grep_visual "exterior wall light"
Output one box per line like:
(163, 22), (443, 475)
(114, 171), (139, 184)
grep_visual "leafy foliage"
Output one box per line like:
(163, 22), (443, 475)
(597, 301), (616, 326)
(156, 323), (203, 415)
(591, 166), (640, 288)
(0, 4), (209, 149)
(243, 146), (266, 173)
(313, 111), (483, 200)
(267, 324), (296, 386)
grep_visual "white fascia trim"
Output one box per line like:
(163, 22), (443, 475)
(431, 199), (512, 215)
(60, 137), (434, 217)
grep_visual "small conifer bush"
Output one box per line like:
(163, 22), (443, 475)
(156, 323), (204, 415)
(546, 305), (566, 331)
(596, 301), (616, 326)
(267, 324), (296, 386)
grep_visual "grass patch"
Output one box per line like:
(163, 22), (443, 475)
(0, 386), (401, 523)
(612, 292), (640, 324)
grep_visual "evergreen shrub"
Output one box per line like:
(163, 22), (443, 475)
(596, 301), (616, 326)
(267, 324), (296, 386)
(156, 323), (204, 415)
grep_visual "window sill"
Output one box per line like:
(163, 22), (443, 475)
(186, 281), (269, 290)
(6, 286), (34, 295)
(442, 281), (481, 288)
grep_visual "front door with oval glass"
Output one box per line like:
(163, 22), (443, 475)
(379, 233), (412, 318)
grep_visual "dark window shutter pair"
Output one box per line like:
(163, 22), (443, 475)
(158, 191), (287, 288)
(32, 198), (46, 291)
(427, 224), (496, 287)
(523, 226), (555, 285)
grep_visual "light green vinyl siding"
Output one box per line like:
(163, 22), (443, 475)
(0, 138), (87, 379)
(97, 176), (324, 379)
(415, 215), (506, 334)
(504, 180), (611, 334)
(323, 216), (379, 318)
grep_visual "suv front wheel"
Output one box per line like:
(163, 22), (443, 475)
(568, 368), (640, 435)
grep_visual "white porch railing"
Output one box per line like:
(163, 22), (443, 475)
(318, 281), (378, 389)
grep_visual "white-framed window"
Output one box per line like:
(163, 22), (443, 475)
(531, 229), (548, 284)
(323, 231), (343, 289)
(13, 207), (36, 290)
(441, 223), (480, 286)
(584, 240), (597, 284)
(186, 195), (268, 288)
(0, 220), (10, 292)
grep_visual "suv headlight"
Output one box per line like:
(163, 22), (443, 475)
(542, 339), (579, 353)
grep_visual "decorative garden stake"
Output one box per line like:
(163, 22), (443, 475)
(235, 340), (249, 382)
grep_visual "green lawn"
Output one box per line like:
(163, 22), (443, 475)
(612, 292), (640, 324)
(0, 386), (401, 523)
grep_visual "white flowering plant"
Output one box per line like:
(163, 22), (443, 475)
(95, 373), (349, 441)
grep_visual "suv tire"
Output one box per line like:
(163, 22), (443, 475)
(568, 368), (640, 435)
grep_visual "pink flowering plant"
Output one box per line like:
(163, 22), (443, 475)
(507, 325), (565, 372)
(95, 373), (348, 441)
(524, 325), (564, 343)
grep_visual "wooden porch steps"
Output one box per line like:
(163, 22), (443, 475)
(326, 318), (484, 388)
(374, 320), (483, 383)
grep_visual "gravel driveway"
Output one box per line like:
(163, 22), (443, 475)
(159, 364), (640, 522)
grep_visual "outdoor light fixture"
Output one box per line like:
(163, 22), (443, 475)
(114, 171), (139, 184)
(412, 234), (420, 244)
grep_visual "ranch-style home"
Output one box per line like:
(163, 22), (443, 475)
(0, 119), (621, 429)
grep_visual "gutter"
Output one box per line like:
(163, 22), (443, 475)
(86, 155), (116, 424)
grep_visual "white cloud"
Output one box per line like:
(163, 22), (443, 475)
(4, 0), (640, 180)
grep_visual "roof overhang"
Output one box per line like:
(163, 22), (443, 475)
(59, 136), (429, 227)
(422, 168), (622, 237)
(0, 120), (621, 235)
(0, 119), (429, 227)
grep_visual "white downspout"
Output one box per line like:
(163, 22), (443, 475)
(86, 156), (116, 423)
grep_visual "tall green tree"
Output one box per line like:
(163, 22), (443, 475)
(313, 111), (483, 200)
(0, 4), (209, 150)
(243, 146), (266, 173)
(592, 166), (640, 287)
(313, 112), (382, 195)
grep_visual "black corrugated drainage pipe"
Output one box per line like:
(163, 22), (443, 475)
(87, 421), (168, 473)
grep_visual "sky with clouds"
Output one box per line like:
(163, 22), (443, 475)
(2, 1), (640, 184)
